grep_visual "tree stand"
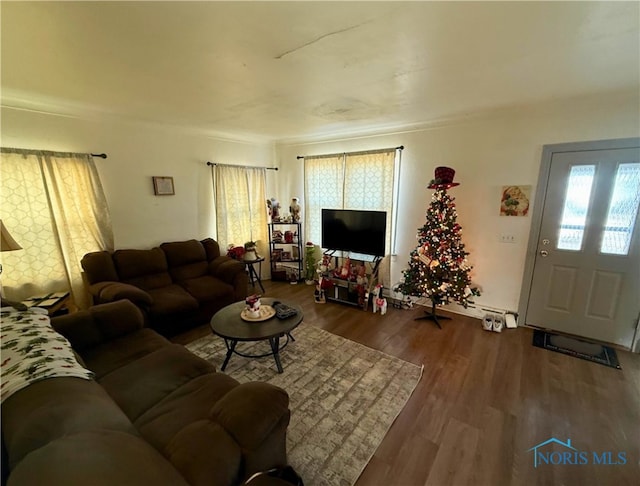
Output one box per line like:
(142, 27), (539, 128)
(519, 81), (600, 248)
(415, 301), (451, 329)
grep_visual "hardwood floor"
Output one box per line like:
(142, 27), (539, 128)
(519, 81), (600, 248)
(173, 281), (640, 486)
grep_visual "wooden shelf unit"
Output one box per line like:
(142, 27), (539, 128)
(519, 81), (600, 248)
(268, 222), (303, 282)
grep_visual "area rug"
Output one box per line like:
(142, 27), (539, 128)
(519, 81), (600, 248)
(532, 329), (621, 369)
(186, 323), (423, 486)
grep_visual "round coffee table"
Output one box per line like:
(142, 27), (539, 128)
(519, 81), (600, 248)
(209, 298), (303, 373)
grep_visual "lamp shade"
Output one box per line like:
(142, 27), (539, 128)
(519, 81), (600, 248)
(0, 220), (22, 251)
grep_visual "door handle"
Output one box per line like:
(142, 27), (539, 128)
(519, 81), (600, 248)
(539, 250), (549, 257)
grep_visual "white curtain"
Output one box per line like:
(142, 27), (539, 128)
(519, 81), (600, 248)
(344, 150), (396, 254)
(0, 149), (113, 308)
(304, 154), (345, 247)
(304, 149), (396, 254)
(214, 165), (268, 258)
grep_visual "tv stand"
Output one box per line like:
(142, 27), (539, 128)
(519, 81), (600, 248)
(319, 252), (382, 310)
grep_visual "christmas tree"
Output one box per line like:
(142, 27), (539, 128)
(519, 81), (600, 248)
(396, 167), (479, 328)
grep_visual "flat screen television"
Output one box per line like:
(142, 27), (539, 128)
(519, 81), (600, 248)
(321, 209), (387, 257)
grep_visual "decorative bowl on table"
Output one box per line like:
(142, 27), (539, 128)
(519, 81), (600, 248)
(240, 305), (276, 322)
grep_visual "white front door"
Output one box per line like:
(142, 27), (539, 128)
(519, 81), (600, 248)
(523, 141), (640, 348)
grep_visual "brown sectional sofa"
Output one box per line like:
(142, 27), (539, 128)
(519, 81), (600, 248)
(81, 238), (248, 335)
(1, 300), (291, 485)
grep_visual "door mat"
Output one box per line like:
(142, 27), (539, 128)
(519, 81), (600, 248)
(532, 329), (621, 369)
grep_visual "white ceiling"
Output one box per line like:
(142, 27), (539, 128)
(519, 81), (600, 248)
(2, 1), (639, 143)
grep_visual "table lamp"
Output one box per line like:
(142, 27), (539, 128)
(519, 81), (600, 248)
(0, 219), (26, 310)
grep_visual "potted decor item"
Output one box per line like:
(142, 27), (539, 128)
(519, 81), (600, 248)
(227, 244), (245, 260)
(304, 242), (316, 284)
(243, 241), (259, 261)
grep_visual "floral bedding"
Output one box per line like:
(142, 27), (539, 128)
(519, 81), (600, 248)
(1, 306), (94, 402)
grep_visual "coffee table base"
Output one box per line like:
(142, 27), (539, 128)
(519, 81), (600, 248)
(221, 333), (295, 373)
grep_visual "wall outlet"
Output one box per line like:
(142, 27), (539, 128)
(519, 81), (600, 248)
(499, 234), (516, 244)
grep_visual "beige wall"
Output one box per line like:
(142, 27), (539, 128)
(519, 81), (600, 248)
(275, 90), (640, 316)
(1, 107), (276, 249)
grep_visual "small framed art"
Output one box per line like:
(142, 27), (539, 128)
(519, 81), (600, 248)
(153, 176), (175, 196)
(500, 185), (531, 216)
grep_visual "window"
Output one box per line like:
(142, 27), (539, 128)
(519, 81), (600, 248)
(600, 163), (640, 255)
(214, 165), (268, 256)
(557, 165), (595, 251)
(556, 163), (640, 255)
(0, 149), (113, 308)
(304, 148), (399, 256)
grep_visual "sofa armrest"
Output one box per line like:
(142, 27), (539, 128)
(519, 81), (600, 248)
(210, 382), (290, 450)
(209, 257), (249, 300)
(208, 256), (242, 281)
(85, 281), (114, 300)
(95, 282), (153, 306)
(51, 300), (146, 351)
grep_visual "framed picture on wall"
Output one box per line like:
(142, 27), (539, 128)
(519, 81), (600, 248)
(153, 176), (175, 195)
(500, 185), (531, 216)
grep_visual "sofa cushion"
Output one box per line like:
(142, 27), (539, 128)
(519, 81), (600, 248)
(136, 374), (243, 485)
(53, 299), (147, 352)
(211, 382), (291, 451)
(135, 373), (240, 451)
(81, 251), (120, 284)
(80, 328), (171, 379)
(113, 248), (172, 290)
(161, 239), (206, 266)
(201, 238), (222, 261)
(147, 284), (199, 315)
(161, 240), (210, 281)
(180, 275), (235, 302)
(98, 282), (153, 306)
(166, 420), (242, 486)
(98, 344), (215, 421)
(7, 430), (189, 486)
(172, 260), (210, 282)
(1, 377), (136, 470)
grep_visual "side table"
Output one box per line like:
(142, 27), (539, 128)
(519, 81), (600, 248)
(21, 291), (72, 317)
(244, 257), (265, 293)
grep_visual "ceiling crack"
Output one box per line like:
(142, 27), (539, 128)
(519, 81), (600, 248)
(274, 21), (371, 60)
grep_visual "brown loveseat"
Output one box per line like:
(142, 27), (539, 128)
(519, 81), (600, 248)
(1, 300), (291, 485)
(81, 238), (248, 335)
